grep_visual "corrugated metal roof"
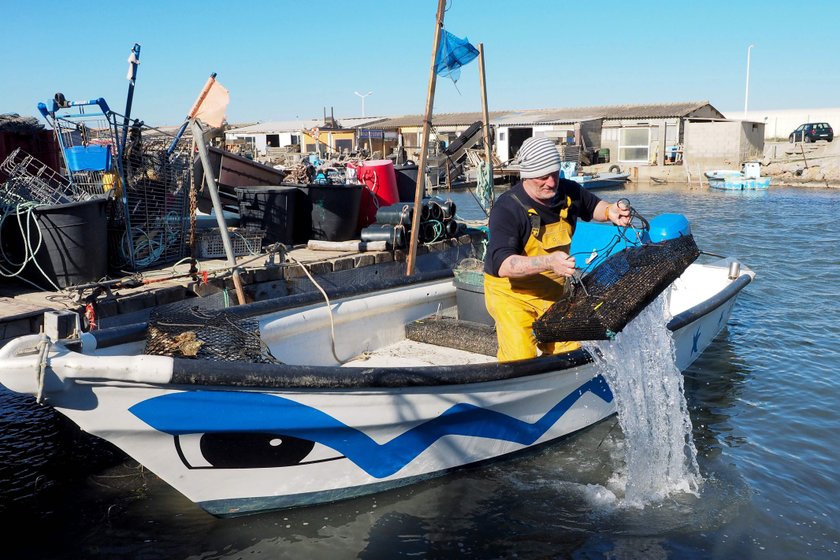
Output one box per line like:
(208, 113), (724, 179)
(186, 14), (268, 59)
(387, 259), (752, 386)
(372, 101), (722, 128)
(223, 102), (723, 134)
(374, 112), (507, 128)
(227, 116), (387, 134)
(595, 101), (721, 119)
(492, 110), (601, 126)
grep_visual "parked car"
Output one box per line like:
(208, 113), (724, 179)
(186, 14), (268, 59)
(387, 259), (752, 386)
(789, 122), (834, 143)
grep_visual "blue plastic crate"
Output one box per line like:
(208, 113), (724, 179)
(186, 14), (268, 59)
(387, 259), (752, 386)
(64, 145), (112, 172)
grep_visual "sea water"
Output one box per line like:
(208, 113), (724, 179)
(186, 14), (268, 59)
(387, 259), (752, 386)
(586, 290), (701, 507)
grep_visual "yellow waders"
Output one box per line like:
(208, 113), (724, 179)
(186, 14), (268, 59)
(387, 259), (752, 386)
(484, 200), (580, 362)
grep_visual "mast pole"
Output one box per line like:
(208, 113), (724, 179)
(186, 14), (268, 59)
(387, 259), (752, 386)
(406, 0), (447, 276)
(478, 42), (494, 209)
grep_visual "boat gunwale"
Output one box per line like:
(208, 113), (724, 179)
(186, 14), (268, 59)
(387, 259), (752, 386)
(666, 272), (752, 331)
(167, 347), (595, 389)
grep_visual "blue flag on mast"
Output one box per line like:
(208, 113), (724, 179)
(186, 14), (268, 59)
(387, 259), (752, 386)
(435, 30), (479, 83)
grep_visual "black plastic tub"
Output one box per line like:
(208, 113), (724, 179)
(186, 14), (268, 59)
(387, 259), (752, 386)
(393, 164), (419, 202)
(1, 197), (108, 289)
(296, 184), (363, 242)
(236, 186), (298, 245)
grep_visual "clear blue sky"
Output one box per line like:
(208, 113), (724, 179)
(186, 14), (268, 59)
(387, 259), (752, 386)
(2, 0), (838, 126)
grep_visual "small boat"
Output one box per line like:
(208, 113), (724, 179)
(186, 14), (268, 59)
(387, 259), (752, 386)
(569, 170), (630, 190)
(560, 163), (629, 190)
(705, 161), (770, 191)
(0, 215), (754, 518)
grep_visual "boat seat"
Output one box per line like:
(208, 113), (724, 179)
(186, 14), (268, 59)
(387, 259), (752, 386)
(405, 316), (498, 357)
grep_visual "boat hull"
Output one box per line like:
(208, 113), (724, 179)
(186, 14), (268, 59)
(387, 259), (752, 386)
(60, 366), (614, 516)
(0, 257), (754, 517)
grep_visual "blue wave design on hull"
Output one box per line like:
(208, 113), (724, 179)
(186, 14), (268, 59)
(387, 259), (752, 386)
(129, 375), (613, 478)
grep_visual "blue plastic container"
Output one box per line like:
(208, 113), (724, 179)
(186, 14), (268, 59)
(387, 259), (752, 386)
(647, 213), (691, 242)
(64, 145), (112, 172)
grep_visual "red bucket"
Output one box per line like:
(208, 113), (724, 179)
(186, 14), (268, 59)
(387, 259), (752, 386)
(353, 159), (400, 229)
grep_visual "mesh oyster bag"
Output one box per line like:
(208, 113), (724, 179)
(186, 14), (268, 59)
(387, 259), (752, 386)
(533, 235), (700, 343)
(144, 298), (277, 363)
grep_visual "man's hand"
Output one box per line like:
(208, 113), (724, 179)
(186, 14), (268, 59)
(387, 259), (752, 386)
(546, 251), (576, 277)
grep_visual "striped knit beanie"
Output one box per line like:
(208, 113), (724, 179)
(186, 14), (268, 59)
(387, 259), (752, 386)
(516, 136), (561, 178)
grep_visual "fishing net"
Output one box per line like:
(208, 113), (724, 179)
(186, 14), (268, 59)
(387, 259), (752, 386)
(533, 235), (700, 343)
(144, 297), (278, 363)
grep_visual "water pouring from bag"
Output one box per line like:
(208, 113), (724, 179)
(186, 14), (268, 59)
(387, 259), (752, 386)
(586, 294), (703, 507)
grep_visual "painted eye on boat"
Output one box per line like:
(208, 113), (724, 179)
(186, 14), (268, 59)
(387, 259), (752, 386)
(174, 432), (344, 469)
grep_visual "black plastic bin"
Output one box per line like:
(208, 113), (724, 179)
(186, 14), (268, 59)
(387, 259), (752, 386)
(236, 186), (298, 245)
(393, 164), (419, 202)
(297, 184), (363, 242)
(0, 197), (108, 289)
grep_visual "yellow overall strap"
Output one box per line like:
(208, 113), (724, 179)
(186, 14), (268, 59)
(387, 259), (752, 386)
(483, 192), (579, 361)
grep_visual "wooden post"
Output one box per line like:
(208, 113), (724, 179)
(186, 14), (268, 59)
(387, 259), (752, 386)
(478, 43), (493, 208)
(406, 0), (446, 276)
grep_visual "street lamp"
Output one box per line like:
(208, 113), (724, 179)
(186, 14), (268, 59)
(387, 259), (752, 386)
(354, 91), (373, 117)
(744, 44), (754, 118)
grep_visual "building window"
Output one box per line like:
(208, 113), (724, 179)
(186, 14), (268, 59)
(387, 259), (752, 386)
(618, 128), (650, 163)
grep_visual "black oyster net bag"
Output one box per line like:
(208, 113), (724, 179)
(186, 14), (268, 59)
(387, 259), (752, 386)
(144, 298), (279, 363)
(533, 234), (700, 343)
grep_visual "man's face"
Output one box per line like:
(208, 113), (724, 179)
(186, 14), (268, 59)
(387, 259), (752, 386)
(522, 171), (560, 203)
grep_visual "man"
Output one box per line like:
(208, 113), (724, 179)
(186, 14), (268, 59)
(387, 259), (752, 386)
(483, 136), (631, 362)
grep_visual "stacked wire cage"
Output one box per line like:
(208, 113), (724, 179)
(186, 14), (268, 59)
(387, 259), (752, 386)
(0, 148), (89, 206)
(115, 119), (191, 270)
(39, 97), (191, 271)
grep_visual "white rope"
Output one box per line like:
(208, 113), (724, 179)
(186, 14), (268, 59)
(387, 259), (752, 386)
(0, 202), (63, 292)
(284, 253), (344, 365)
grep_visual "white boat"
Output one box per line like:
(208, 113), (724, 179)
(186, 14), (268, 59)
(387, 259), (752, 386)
(0, 215), (754, 518)
(569, 171), (630, 190)
(560, 162), (629, 190)
(705, 162), (770, 190)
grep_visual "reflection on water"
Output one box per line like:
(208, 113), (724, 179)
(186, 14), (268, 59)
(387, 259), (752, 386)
(2, 184), (840, 559)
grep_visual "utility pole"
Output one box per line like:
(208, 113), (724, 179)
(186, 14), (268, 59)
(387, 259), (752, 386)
(744, 44), (754, 118)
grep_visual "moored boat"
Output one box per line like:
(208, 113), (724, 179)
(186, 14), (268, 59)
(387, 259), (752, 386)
(705, 161), (770, 190)
(569, 170), (630, 190)
(0, 215), (754, 518)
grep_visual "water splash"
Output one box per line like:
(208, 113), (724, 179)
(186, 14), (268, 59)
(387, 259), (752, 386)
(585, 291), (702, 507)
